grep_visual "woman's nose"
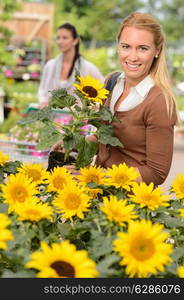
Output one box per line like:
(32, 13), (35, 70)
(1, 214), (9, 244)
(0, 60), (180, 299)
(128, 50), (138, 61)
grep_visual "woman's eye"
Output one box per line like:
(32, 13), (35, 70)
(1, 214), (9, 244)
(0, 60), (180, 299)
(140, 47), (148, 51)
(121, 45), (129, 49)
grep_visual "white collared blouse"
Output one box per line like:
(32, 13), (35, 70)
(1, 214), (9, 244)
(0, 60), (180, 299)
(109, 73), (155, 114)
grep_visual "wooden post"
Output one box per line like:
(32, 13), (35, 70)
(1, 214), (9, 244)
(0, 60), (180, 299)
(1, 2), (54, 58)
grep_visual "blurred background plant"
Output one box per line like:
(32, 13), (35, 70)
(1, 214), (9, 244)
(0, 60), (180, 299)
(9, 121), (43, 143)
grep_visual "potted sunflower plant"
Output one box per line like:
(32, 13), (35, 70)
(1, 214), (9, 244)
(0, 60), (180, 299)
(19, 72), (123, 170)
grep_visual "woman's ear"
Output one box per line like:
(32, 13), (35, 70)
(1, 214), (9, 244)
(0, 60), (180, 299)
(155, 47), (161, 58)
(73, 38), (79, 46)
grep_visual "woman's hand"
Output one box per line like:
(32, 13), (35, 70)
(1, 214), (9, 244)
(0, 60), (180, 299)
(85, 134), (98, 143)
(50, 140), (64, 152)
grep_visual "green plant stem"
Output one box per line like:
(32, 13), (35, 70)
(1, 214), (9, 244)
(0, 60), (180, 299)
(63, 150), (70, 162)
(94, 218), (101, 233)
(146, 209), (151, 220)
(68, 106), (78, 119)
(52, 121), (64, 129)
(107, 225), (112, 238)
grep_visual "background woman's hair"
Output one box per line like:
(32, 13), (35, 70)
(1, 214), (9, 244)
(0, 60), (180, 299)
(117, 12), (180, 123)
(57, 22), (80, 78)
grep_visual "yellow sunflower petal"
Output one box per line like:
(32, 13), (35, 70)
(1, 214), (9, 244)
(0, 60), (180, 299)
(14, 198), (53, 222)
(52, 183), (91, 220)
(45, 166), (74, 192)
(105, 163), (139, 191)
(0, 151), (11, 165)
(17, 162), (49, 185)
(0, 213), (14, 250)
(129, 182), (170, 210)
(171, 174), (184, 200)
(77, 165), (106, 185)
(177, 266), (184, 278)
(25, 240), (98, 278)
(0, 173), (38, 213)
(100, 195), (138, 226)
(113, 219), (173, 278)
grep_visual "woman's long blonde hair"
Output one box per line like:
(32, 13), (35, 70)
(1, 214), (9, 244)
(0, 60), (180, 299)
(117, 12), (179, 123)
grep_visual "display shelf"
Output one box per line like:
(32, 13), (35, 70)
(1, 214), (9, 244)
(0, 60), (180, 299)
(0, 138), (49, 165)
(3, 44), (45, 81)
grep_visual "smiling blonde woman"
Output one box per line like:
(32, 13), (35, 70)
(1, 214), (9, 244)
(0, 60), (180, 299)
(95, 12), (179, 186)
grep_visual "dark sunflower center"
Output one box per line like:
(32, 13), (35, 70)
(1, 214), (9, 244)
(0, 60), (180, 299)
(82, 86), (98, 98)
(50, 260), (75, 277)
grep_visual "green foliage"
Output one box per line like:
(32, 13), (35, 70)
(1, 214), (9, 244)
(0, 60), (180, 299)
(38, 123), (62, 150)
(96, 123), (122, 147)
(158, 0), (184, 43)
(177, 96), (184, 111)
(0, 112), (22, 134)
(50, 0), (143, 43)
(19, 106), (53, 124)
(76, 138), (98, 168)
(0, 0), (20, 65)
(0, 41), (15, 66)
(82, 47), (119, 76)
(0, 73), (39, 135)
(0, 0), (20, 20)
(0, 160), (22, 183)
(49, 88), (77, 108)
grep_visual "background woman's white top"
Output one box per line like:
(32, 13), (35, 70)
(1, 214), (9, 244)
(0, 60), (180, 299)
(38, 54), (104, 103)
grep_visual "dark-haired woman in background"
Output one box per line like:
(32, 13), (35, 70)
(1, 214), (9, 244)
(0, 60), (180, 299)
(38, 23), (104, 107)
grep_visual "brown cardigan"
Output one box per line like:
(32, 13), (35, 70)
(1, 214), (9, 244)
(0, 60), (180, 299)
(96, 85), (177, 185)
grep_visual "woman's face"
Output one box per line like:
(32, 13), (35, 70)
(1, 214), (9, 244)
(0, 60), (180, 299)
(118, 26), (159, 84)
(56, 28), (78, 53)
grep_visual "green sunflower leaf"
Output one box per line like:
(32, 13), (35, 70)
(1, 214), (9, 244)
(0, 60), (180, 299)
(98, 124), (123, 147)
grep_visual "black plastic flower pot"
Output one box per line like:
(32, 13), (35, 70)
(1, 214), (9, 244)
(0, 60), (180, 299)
(47, 151), (76, 171)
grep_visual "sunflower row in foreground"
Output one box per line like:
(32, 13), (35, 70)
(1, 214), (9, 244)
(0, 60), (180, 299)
(0, 150), (184, 278)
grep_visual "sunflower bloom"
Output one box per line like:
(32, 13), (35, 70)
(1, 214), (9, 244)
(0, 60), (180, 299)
(0, 173), (38, 213)
(17, 162), (49, 185)
(129, 182), (170, 210)
(74, 74), (109, 104)
(100, 195), (138, 226)
(77, 165), (106, 185)
(14, 198), (53, 222)
(113, 219), (173, 278)
(25, 240), (98, 278)
(0, 213), (14, 250)
(105, 163), (139, 191)
(77, 166), (106, 197)
(0, 151), (10, 165)
(52, 183), (91, 220)
(177, 266), (184, 278)
(85, 187), (103, 198)
(171, 174), (184, 200)
(178, 208), (184, 218)
(45, 166), (74, 193)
